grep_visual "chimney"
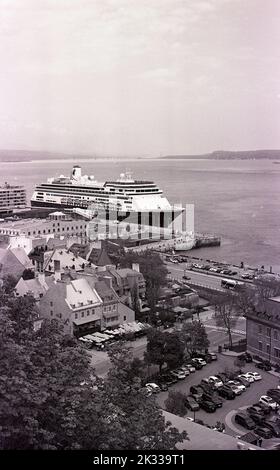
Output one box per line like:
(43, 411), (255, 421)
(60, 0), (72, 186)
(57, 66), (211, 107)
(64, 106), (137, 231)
(54, 271), (61, 281)
(103, 276), (113, 289)
(132, 263), (140, 273)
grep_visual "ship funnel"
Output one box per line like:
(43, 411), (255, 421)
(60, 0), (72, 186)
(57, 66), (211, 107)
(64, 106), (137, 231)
(71, 166), (82, 180)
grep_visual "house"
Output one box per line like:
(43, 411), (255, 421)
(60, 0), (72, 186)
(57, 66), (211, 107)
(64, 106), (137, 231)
(30, 247), (88, 274)
(38, 277), (103, 336)
(246, 296), (280, 365)
(0, 246), (34, 280)
(15, 272), (52, 300)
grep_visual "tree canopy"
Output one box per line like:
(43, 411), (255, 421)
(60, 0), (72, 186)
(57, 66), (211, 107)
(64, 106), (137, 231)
(181, 320), (209, 355)
(0, 292), (186, 450)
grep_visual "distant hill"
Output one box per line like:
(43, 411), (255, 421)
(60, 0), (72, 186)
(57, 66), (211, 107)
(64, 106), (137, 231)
(0, 150), (75, 162)
(162, 150), (280, 160)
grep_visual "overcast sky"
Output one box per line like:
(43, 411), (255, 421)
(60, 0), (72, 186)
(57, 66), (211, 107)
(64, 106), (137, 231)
(0, 0), (279, 156)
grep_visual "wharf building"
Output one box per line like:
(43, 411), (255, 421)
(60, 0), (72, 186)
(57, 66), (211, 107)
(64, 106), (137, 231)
(246, 296), (280, 365)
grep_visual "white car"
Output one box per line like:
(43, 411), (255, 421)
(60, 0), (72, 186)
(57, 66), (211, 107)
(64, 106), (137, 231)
(194, 358), (207, 366)
(238, 373), (254, 383)
(184, 364), (196, 373)
(178, 366), (190, 376)
(146, 383), (160, 393)
(208, 376), (223, 388)
(246, 372), (262, 381)
(227, 380), (246, 393)
(171, 370), (186, 380)
(259, 395), (279, 410)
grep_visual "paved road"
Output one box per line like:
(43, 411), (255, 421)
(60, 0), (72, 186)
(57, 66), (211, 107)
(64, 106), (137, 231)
(155, 355), (280, 439)
(166, 262), (227, 290)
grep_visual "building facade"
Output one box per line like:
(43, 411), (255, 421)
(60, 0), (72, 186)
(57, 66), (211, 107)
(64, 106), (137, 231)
(0, 183), (26, 216)
(246, 296), (280, 365)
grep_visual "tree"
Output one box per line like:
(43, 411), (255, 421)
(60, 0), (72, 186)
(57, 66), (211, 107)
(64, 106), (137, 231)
(0, 293), (186, 450)
(145, 328), (166, 372)
(102, 344), (188, 449)
(253, 276), (280, 307)
(164, 332), (184, 370)
(211, 292), (239, 348)
(233, 284), (256, 317)
(118, 251), (168, 311)
(165, 391), (188, 417)
(181, 320), (209, 355)
(131, 284), (141, 320)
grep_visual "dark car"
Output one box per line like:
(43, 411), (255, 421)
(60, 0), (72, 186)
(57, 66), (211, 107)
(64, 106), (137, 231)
(263, 421), (280, 437)
(236, 376), (250, 388)
(208, 352), (217, 361)
(247, 408), (266, 425)
(252, 402), (271, 415)
(158, 382), (168, 391)
(254, 427), (273, 439)
(199, 400), (217, 413)
(255, 362), (272, 371)
(266, 415), (280, 427)
(216, 373), (228, 383)
(202, 392), (223, 408)
(238, 352), (253, 363)
(185, 395), (200, 412)
(199, 382), (214, 394)
(267, 389), (280, 404)
(218, 385), (235, 400)
(190, 359), (203, 370)
(182, 275), (191, 280)
(234, 412), (256, 430)
(190, 385), (204, 397)
(161, 374), (177, 386)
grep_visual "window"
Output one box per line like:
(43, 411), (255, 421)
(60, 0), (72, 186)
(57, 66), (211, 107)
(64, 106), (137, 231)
(258, 325), (262, 334)
(266, 344), (270, 355)
(50, 310), (53, 316)
(50, 301), (53, 307)
(274, 330), (278, 340)
(124, 315), (126, 321)
(258, 341), (262, 351)
(274, 348), (280, 358)
(81, 311), (84, 317)
(58, 313), (62, 319)
(75, 313), (78, 319)
(267, 328), (271, 337)
(87, 310), (90, 316)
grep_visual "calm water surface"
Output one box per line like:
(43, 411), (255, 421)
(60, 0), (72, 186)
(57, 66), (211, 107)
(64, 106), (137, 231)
(1, 158), (280, 272)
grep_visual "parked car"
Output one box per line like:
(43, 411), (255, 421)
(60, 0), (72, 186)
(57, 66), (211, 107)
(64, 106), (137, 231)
(226, 382), (242, 396)
(218, 385), (235, 400)
(190, 385), (204, 397)
(255, 361), (272, 371)
(234, 412), (256, 430)
(190, 359), (203, 370)
(246, 372), (262, 381)
(216, 373), (228, 383)
(208, 376), (224, 388)
(199, 382), (214, 394)
(182, 275), (191, 280)
(252, 402), (271, 415)
(262, 421), (280, 437)
(202, 392), (223, 408)
(177, 367), (190, 376)
(170, 370), (186, 380)
(247, 407), (266, 425)
(199, 400), (217, 413)
(185, 395), (200, 412)
(265, 415), (280, 427)
(194, 357), (207, 366)
(259, 395), (279, 411)
(236, 377), (250, 388)
(266, 389), (280, 404)
(254, 427), (273, 439)
(146, 383), (161, 393)
(227, 380), (246, 393)
(238, 373), (254, 384)
(238, 352), (253, 363)
(158, 382), (168, 391)
(161, 374), (177, 385)
(208, 352), (217, 361)
(184, 363), (196, 373)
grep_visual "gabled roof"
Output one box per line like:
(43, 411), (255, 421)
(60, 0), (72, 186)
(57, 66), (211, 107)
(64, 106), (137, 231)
(95, 280), (119, 301)
(65, 278), (102, 309)
(88, 246), (112, 267)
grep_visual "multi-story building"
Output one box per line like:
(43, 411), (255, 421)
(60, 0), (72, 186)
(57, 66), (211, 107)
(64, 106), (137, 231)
(0, 211), (88, 239)
(246, 296), (280, 365)
(0, 246), (34, 280)
(0, 183), (26, 216)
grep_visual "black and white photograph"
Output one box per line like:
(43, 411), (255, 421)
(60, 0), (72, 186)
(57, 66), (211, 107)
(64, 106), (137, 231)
(0, 0), (280, 456)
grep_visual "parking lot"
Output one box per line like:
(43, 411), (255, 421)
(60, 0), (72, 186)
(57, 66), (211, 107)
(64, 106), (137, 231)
(156, 353), (280, 443)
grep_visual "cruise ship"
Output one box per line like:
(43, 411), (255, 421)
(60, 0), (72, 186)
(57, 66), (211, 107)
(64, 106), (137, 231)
(31, 166), (183, 226)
